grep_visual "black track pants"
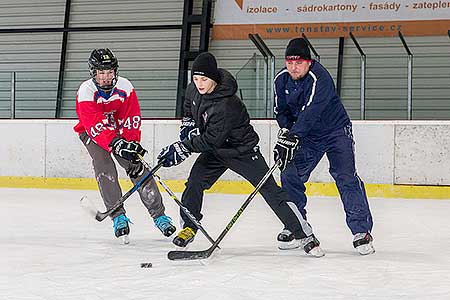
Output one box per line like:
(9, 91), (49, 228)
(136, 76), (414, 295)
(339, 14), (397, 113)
(180, 149), (312, 239)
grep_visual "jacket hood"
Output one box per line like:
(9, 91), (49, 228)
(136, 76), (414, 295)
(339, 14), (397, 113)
(203, 68), (237, 100)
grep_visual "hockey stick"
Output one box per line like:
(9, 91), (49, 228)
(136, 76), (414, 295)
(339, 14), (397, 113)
(138, 155), (219, 247)
(167, 159), (281, 261)
(88, 161), (163, 222)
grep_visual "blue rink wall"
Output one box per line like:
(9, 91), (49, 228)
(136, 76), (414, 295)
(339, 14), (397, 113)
(0, 119), (449, 199)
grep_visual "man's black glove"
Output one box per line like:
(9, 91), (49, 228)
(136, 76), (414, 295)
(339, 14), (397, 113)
(179, 116), (200, 142)
(273, 128), (299, 171)
(110, 138), (147, 162)
(157, 141), (191, 167)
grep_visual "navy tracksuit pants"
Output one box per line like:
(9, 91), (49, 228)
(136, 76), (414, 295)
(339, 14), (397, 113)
(281, 124), (373, 234)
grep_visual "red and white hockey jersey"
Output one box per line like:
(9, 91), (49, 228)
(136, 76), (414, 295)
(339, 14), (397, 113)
(74, 77), (142, 152)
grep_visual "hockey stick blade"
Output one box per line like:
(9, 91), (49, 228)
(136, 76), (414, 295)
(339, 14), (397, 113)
(167, 246), (215, 261)
(95, 209), (111, 222)
(80, 196), (97, 218)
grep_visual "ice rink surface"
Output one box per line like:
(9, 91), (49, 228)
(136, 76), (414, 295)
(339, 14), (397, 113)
(1, 187), (450, 300)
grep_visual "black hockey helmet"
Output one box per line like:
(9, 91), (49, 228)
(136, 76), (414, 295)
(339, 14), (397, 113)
(88, 48), (119, 91)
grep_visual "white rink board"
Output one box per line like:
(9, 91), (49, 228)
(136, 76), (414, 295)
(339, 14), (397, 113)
(0, 119), (449, 185)
(0, 121), (46, 177)
(352, 122), (395, 184)
(395, 124), (450, 185)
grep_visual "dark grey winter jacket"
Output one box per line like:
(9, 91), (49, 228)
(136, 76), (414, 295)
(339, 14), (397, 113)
(182, 69), (259, 157)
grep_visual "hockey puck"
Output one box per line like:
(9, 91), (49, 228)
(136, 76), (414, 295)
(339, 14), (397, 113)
(140, 262), (153, 268)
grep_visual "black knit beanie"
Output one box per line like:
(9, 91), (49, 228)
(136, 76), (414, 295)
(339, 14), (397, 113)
(191, 52), (221, 83)
(285, 38), (311, 60)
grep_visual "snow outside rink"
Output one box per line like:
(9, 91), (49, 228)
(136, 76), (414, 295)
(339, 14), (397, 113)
(1, 187), (449, 300)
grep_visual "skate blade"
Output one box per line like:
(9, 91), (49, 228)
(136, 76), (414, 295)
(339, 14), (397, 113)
(307, 246), (325, 258)
(172, 237), (195, 249)
(161, 230), (176, 239)
(174, 243), (191, 251)
(356, 243), (375, 255)
(121, 235), (130, 245)
(278, 240), (302, 250)
(164, 229), (176, 238)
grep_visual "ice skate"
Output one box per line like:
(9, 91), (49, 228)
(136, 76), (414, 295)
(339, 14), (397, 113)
(353, 232), (375, 255)
(154, 215), (176, 237)
(300, 234), (325, 257)
(173, 227), (196, 247)
(277, 229), (324, 257)
(277, 229), (301, 250)
(113, 214), (130, 244)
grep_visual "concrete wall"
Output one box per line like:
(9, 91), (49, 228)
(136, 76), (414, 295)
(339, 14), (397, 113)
(1, 119), (449, 186)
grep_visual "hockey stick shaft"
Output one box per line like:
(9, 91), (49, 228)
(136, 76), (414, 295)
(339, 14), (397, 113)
(167, 159), (281, 260)
(95, 161), (163, 221)
(138, 155), (218, 247)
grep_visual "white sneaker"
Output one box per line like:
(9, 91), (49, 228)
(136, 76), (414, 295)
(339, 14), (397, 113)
(353, 232), (375, 255)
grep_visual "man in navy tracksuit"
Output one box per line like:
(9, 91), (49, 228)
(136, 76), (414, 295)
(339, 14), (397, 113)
(272, 38), (375, 255)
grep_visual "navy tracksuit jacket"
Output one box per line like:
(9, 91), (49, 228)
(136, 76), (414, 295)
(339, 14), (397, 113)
(274, 61), (373, 234)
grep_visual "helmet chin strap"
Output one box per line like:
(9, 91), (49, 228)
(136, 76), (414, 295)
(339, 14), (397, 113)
(93, 77), (117, 93)
(99, 86), (113, 93)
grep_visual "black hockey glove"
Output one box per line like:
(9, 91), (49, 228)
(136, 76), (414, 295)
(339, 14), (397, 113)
(111, 138), (147, 162)
(157, 141), (191, 167)
(126, 161), (145, 179)
(273, 128), (299, 171)
(179, 116), (200, 142)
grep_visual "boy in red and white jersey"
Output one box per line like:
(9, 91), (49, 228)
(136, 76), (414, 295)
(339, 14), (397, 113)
(74, 48), (175, 243)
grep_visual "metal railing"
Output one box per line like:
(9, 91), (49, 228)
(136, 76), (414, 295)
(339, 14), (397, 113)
(239, 32), (421, 121)
(0, 72), (16, 119)
(248, 33), (275, 118)
(349, 32), (367, 120)
(2, 32), (446, 120)
(398, 31), (413, 120)
(235, 53), (269, 118)
(0, 71), (59, 119)
(10, 72), (16, 119)
(302, 33), (320, 61)
(235, 54), (256, 114)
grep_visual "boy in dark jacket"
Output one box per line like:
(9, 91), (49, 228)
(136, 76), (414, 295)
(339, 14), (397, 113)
(157, 52), (325, 257)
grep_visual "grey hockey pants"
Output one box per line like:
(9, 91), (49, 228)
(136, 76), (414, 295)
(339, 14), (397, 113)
(79, 132), (165, 220)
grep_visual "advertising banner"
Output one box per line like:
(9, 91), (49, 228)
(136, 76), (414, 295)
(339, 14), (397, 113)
(213, 0), (450, 39)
